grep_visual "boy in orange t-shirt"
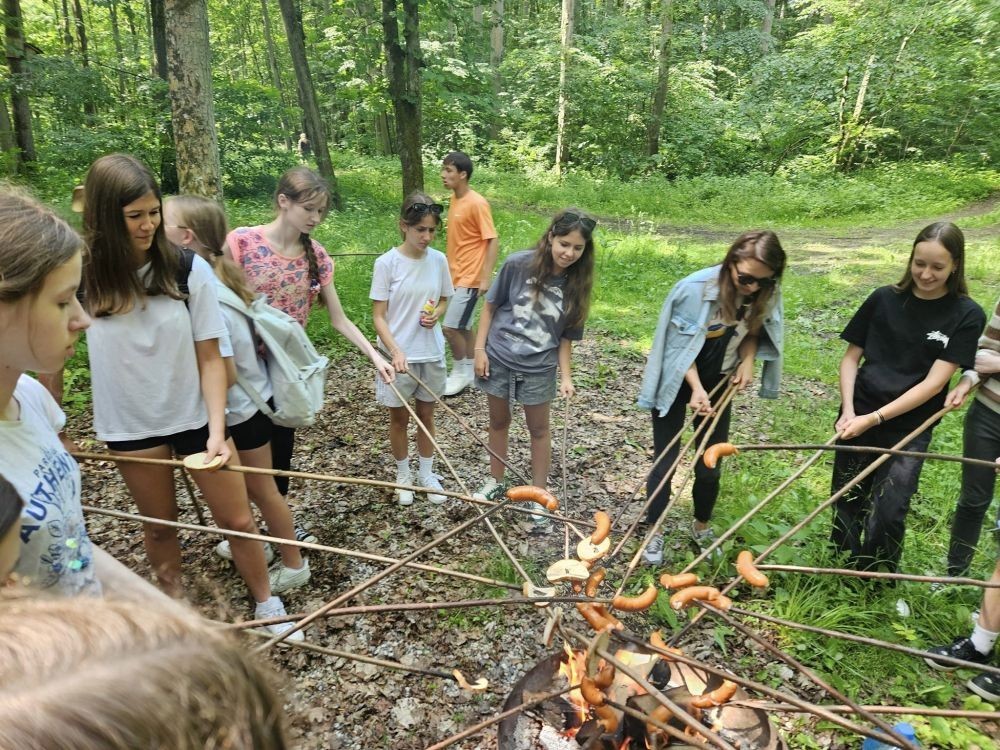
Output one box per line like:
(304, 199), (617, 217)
(440, 151), (499, 395)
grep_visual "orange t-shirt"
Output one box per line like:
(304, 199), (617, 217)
(445, 189), (498, 288)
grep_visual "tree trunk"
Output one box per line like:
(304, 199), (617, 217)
(60, 0), (73, 53)
(164, 0), (223, 198)
(645, 0), (671, 157)
(275, 0), (342, 207)
(3, 0), (36, 165)
(488, 0), (503, 139)
(0, 93), (18, 173)
(760, 0), (775, 54)
(109, 0), (126, 95)
(381, 0), (424, 196)
(71, 0), (97, 115)
(259, 0), (293, 151)
(554, 0), (574, 175)
(121, 0), (139, 57)
(150, 0), (179, 191)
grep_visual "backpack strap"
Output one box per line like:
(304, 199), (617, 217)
(176, 247), (196, 297)
(213, 286), (278, 421)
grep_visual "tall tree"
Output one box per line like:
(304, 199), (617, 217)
(2, 0), (36, 167)
(70, 0), (96, 115)
(488, 0), (503, 139)
(645, 0), (672, 157)
(258, 0), (293, 152)
(151, 0), (179, 191)
(275, 0), (342, 207)
(381, 0), (423, 196)
(760, 0), (776, 54)
(554, 0), (573, 175)
(164, 0), (222, 197)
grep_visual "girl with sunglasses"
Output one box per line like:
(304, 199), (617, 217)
(370, 193), (453, 506)
(830, 222), (984, 576)
(638, 231), (786, 565)
(472, 209), (596, 520)
(225, 167), (394, 504)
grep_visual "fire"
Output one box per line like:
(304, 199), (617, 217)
(558, 645), (590, 736)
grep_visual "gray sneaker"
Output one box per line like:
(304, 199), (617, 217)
(691, 523), (719, 554)
(643, 534), (665, 565)
(473, 476), (506, 502)
(268, 558), (311, 594)
(215, 538), (275, 564)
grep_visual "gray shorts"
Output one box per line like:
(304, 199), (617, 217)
(476, 357), (557, 406)
(442, 287), (479, 330)
(376, 359), (447, 407)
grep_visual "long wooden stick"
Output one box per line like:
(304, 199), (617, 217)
(732, 442), (998, 469)
(735, 701), (1000, 720)
(755, 563), (1000, 588)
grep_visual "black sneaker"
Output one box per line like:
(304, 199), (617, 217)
(967, 671), (1000, 703)
(295, 526), (318, 545)
(924, 637), (990, 671)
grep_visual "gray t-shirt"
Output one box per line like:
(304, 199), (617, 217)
(484, 250), (584, 373)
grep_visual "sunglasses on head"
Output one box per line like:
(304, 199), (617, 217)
(736, 271), (777, 289)
(404, 202), (444, 219)
(560, 211), (597, 232)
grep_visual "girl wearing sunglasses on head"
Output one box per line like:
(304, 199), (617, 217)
(638, 231), (786, 565)
(370, 193), (453, 506)
(471, 209), (596, 525)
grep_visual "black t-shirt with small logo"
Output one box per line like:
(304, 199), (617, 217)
(841, 285), (985, 438)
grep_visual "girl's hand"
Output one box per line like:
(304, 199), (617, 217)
(474, 349), (489, 378)
(204, 434), (232, 466)
(688, 388), (714, 416)
(731, 358), (755, 391)
(559, 376), (575, 399)
(945, 378), (973, 408)
(976, 349), (1000, 375)
(839, 413), (877, 440)
(391, 350), (408, 373)
(834, 410), (855, 433)
(419, 309), (440, 328)
(375, 356), (395, 383)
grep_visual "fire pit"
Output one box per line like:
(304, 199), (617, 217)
(498, 644), (785, 750)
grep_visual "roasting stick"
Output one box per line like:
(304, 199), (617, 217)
(608, 377), (729, 552)
(733, 702), (1000, 721)
(671, 403), (957, 644)
(754, 564), (1000, 588)
(680, 434), (841, 572)
(562, 396), (572, 559)
(613, 382), (739, 601)
(601, 698), (715, 750)
(695, 601), (920, 750)
(730, 442), (999, 470)
(81, 504), (521, 590)
(424, 684), (578, 750)
(71, 451), (597, 529)
(619, 631), (896, 742)
(727, 605), (1000, 676)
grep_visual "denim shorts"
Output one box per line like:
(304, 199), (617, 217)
(476, 357), (556, 406)
(376, 359), (447, 407)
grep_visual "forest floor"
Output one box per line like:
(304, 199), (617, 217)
(68, 207), (1000, 750)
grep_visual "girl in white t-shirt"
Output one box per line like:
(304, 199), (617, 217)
(79, 154), (300, 639)
(164, 195), (309, 594)
(370, 193), (454, 506)
(0, 475), (21, 582)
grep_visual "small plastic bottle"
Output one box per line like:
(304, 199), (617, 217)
(861, 722), (920, 749)
(420, 299), (436, 327)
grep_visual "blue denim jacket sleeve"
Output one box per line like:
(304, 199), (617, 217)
(757, 288), (783, 400)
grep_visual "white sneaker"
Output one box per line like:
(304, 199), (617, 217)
(473, 476), (504, 502)
(643, 534), (665, 565)
(396, 472), (414, 506)
(443, 370), (473, 396)
(418, 472), (447, 504)
(255, 597), (304, 642)
(215, 538), (275, 564)
(268, 558), (311, 593)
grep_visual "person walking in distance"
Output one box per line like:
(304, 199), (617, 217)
(440, 151), (499, 396)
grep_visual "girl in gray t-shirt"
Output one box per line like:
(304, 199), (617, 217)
(472, 209), (596, 507)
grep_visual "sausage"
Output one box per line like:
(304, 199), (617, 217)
(690, 679), (738, 708)
(669, 585), (722, 610)
(650, 630), (684, 658)
(576, 602), (619, 632)
(585, 567), (606, 598)
(505, 485), (559, 511)
(703, 442), (738, 469)
(612, 584), (659, 612)
(713, 594), (733, 611)
(645, 704), (672, 737)
(592, 662), (615, 689)
(659, 572), (699, 590)
(736, 550), (769, 588)
(590, 510), (612, 544)
(593, 604), (623, 629)
(580, 676), (606, 706)
(594, 704), (619, 734)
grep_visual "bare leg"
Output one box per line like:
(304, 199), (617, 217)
(111, 445), (183, 597)
(486, 394), (511, 482)
(414, 399), (436, 458)
(388, 406), (410, 461)
(443, 326), (467, 362)
(238, 442), (303, 569)
(523, 401), (552, 488)
(982, 559), (1000, 633)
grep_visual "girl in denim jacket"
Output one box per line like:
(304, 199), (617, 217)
(637, 231), (786, 564)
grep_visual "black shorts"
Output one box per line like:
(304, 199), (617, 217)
(107, 424), (217, 456)
(228, 410), (273, 452)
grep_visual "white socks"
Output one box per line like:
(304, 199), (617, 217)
(971, 624), (999, 656)
(395, 457), (410, 481)
(451, 358), (473, 377)
(418, 455), (434, 477)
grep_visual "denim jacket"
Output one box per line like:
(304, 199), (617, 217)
(638, 265), (784, 417)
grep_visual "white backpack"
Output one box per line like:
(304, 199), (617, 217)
(216, 285), (329, 428)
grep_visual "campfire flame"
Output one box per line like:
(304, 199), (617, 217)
(558, 645), (589, 736)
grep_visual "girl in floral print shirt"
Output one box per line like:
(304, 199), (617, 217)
(225, 168), (394, 496)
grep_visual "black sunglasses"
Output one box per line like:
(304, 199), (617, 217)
(560, 211), (597, 232)
(736, 271), (777, 289)
(404, 202), (444, 218)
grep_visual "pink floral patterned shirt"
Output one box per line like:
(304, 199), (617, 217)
(225, 226), (334, 327)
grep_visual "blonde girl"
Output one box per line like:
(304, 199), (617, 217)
(80, 154), (300, 638)
(165, 195), (310, 593)
(225, 167), (394, 498)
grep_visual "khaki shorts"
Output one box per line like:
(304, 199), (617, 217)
(376, 359), (447, 407)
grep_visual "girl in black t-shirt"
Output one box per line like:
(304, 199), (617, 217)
(830, 222), (985, 573)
